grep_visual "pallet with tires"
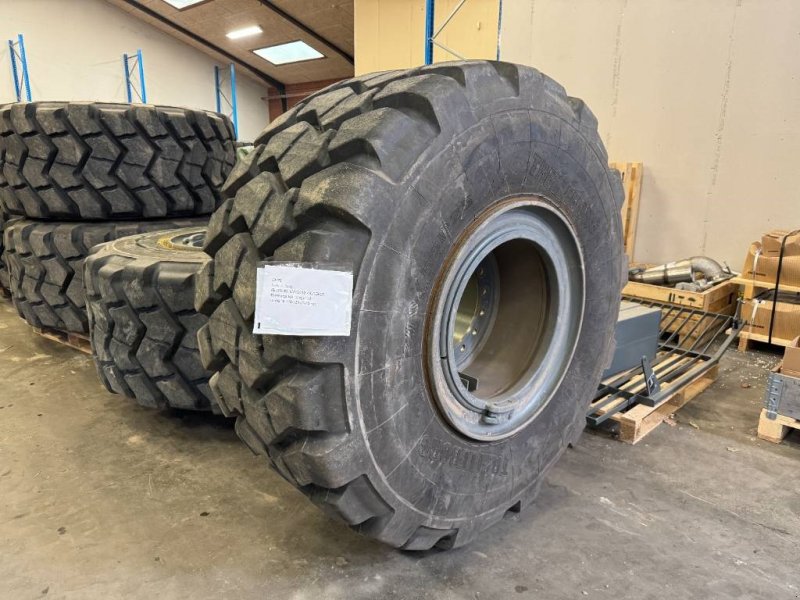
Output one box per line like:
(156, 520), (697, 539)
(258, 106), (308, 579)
(196, 60), (625, 549)
(28, 324), (92, 355)
(0, 101), (236, 348)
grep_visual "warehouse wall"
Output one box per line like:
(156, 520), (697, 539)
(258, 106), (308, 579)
(500, 0), (800, 267)
(0, 0), (270, 141)
(354, 0), (500, 75)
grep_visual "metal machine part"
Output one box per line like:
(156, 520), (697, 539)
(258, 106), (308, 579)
(629, 256), (730, 287)
(427, 197), (585, 441)
(602, 301), (661, 379)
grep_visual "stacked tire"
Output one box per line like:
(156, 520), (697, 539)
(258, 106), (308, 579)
(0, 101), (235, 333)
(0, 106), (15, 297)
(83, 227), (218, 412)
(0, 203), (14, 296)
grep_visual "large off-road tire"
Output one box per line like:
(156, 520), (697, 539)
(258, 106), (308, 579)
(0, 205), (15, 296)
(4, 218), (205, 333)
(0, 102), (236, 220)
(0, 116), (13, 296)
(196, 61), (625, 550)
(84, 227), (218, 412)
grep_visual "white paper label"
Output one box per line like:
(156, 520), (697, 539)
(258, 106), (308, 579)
(253, 264), (353, 336)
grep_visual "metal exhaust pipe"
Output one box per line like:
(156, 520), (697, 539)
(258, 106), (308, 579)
(629, 256), (728, 286)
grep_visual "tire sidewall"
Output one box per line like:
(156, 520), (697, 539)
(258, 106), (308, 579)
(350, 107), (621, 525)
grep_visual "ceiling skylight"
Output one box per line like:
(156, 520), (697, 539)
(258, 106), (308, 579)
(253, 41), (324, 65)
(161, 0), (206, 9)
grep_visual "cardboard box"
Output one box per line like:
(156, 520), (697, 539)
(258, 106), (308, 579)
(741, 242), (800, 287)
(761, 229), (800, 258)
(783, 336), (800, 378)
(741, 296), (800, 342)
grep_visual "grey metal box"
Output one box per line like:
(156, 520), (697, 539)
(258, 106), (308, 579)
(764, 368), (800, 421)
(603, 301), (661, 379)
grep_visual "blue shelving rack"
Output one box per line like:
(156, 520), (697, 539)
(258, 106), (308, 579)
(8, 33), (32, 102)
(215, 63), (238, 139)
(424, 0), (504, 64)
(123, 49), (147, 103)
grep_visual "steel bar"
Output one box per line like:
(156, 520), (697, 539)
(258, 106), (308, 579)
(433, 0), (468, 38)
(587, 296), (741, 424)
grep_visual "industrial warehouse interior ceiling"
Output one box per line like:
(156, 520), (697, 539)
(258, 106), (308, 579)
(106, 0), (355, 87)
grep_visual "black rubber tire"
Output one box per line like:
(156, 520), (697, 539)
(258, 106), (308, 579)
(0, 114), (13, 296)
(196, 61), (625, 550)
(4, 218), (206, 333)
(0, 102), (236, 220)
(84, 227), (218, 412)
(0, 205), (14, 296)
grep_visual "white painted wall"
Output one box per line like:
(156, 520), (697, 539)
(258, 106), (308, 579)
(501, 0), (800, 268)
(1, 0), (270, 141)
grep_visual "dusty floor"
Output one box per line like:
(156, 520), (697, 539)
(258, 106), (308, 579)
(0, 300), (798, 600)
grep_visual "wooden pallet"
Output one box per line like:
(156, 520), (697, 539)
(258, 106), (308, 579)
(730, 275), (800, 302)
(757, 409), (800, 444)
(30, 325), (91, 355)
(737, 330), (796, 352)
(590, 361), (719, 444)
(610, 161), (643, 262)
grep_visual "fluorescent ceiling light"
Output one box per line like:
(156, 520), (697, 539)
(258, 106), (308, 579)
(226, 25), (263, 40)
(161, 0), (205, 8)
(253, 41), (324, 65)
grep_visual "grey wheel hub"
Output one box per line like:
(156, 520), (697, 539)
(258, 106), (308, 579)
(427, 197), (585, 441)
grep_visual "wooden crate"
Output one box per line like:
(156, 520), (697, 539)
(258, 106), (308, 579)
(757, 409), (800, 444)
(623, 278), (738, 314)
(610, 161), (643, 262)
(30, 325), (91, 355)
(590, 360), (719, 444)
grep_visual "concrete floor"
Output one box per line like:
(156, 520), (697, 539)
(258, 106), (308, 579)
(1, 300), (799, 600)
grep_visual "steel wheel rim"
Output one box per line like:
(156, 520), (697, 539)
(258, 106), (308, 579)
(157, 230), (206, 251)
(426, 196), (585, 441)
